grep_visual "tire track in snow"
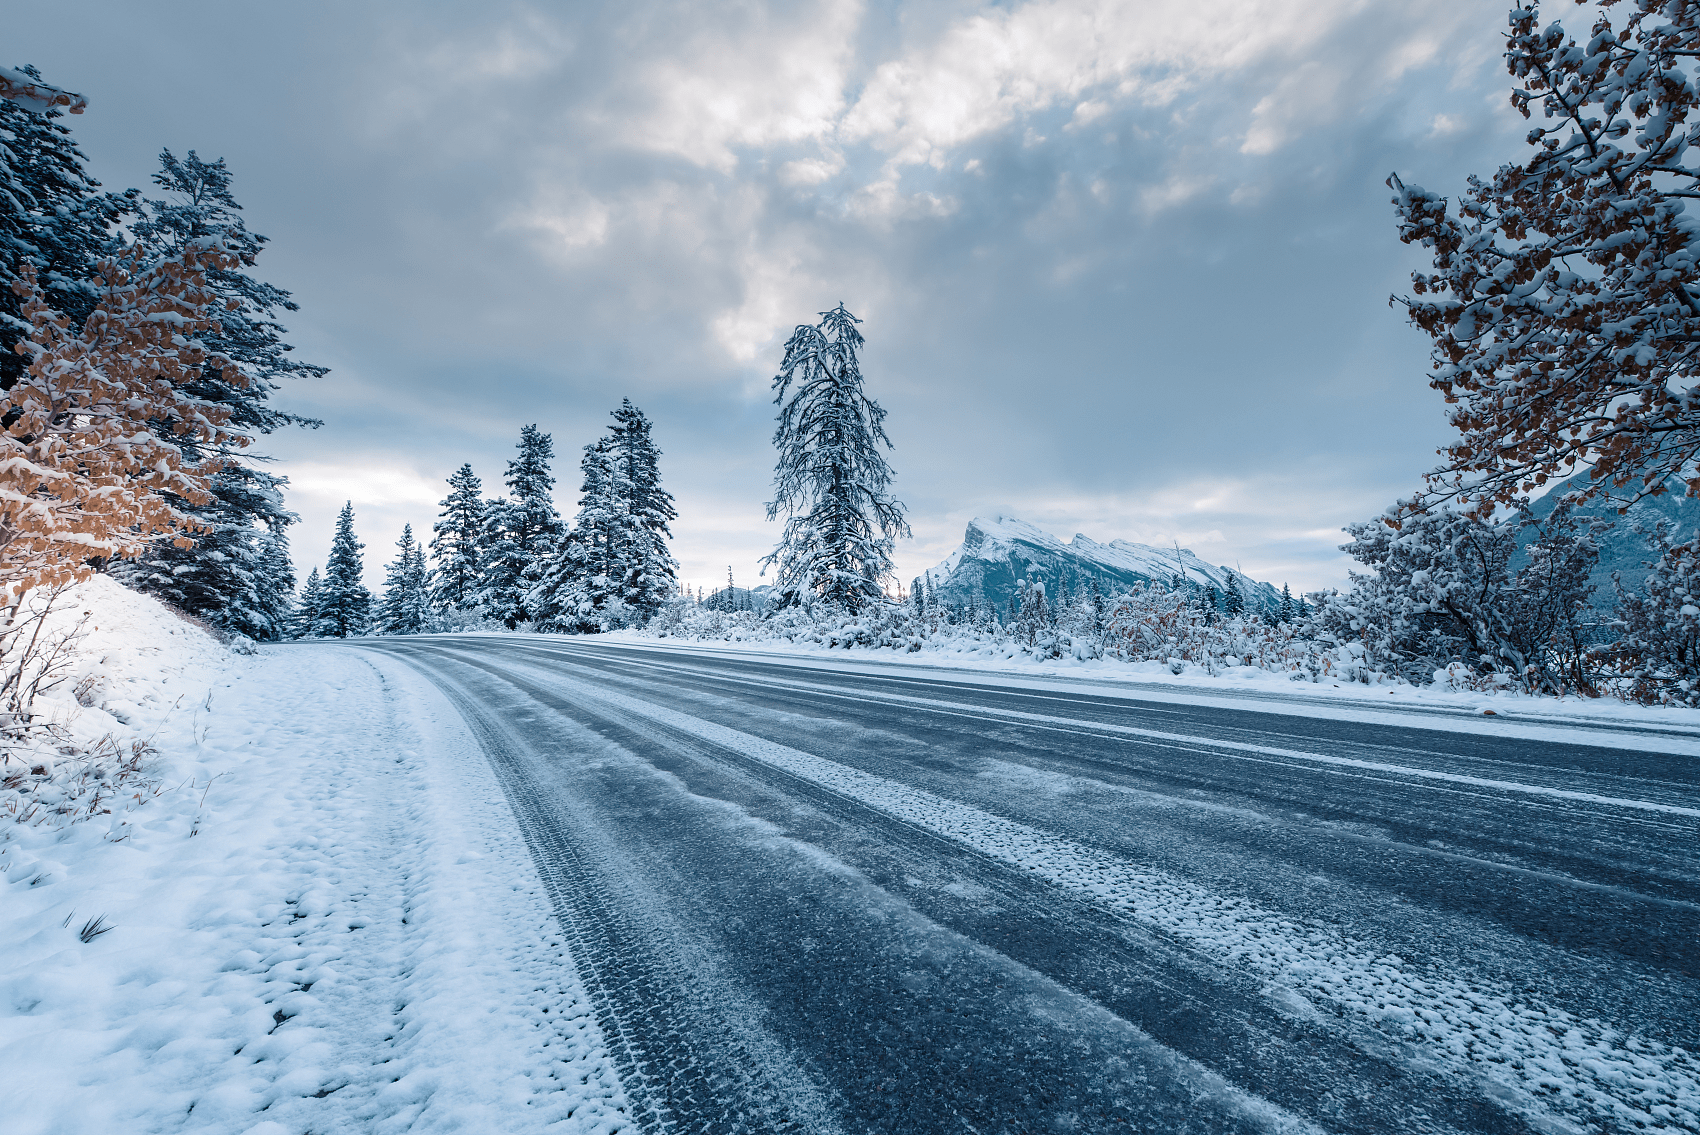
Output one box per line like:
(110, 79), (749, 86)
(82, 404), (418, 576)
(535, 666), (1700, 1135)
(399, 652), (847, 1135)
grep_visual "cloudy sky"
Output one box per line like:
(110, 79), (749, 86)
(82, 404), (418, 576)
(21, 0), (1534, 595)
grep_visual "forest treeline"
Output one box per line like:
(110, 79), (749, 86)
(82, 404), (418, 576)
(294, 403), (679, 638)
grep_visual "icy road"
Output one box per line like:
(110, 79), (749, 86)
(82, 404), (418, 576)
(364, 636), (1700, 1135)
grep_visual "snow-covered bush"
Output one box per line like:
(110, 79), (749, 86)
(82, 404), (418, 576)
(1315, 503), (1603, 695)
(642, 581), (1364, 684)
(1098, 582), (1340, 680)
(1597, 521), (1700, 706)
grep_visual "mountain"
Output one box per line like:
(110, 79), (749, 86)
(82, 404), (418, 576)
(1521, 471), (1700, 608)
(919, 516), (1284, 615)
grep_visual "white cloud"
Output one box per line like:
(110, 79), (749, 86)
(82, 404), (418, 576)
(509, 191), (611, 251)
(840, 0), (1361, 166)
(779, 152), (846, 186)
(611, 1), (864, 172)
(1428, 112), (1464, 137)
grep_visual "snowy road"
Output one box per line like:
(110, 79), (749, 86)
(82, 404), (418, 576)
(359, 636), (1700, 1135)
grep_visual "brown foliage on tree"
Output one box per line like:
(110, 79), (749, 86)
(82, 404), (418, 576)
(0, 67), (86, 115)
(1391, 0), (1700, 516)
(2, 240), (250, 592)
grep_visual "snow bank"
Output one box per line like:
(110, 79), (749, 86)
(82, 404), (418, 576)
(0, 574), (230, 831)
(604, 627), (1700, 742)
(0, 582), (628, 1132)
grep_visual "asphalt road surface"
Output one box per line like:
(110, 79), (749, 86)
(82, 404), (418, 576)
(357, 636), (1700, 1135)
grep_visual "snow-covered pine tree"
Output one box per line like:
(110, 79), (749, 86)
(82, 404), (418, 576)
(290, 566), (323, 639)
(114, 151), (322, 629)
(477, 425), (562, 627)
(607, 399), (678, 620)
(313, 502), (371, 638)
(530, 436), (621, 631)
(252, 526), (296, 641)
(1223, 573), (1244, 617)
(1277, 584), (1294, 625)
(110, 467), (296, 640)
(762, 304), (908, 611)
(429, 463), (484, 610)
(378, 524), (431, 635)
(1, 65), (135, 395)
(130, 151), (325, 439)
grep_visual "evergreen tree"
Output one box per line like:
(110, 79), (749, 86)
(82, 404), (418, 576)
(607, 400), (678, 619)
(290, 566), (323, 639)
(1223, 572), (1245, 616)
(313, 502), (371, 637)
(530, 437), (620, 631)
(477, 425), (563, 627)
(129, 150), (325, 441)
(1278, 584), (1294, 624)
(1, 65), (136, 394)
(379, 524), (431, 635)
(109, 467), (297, 639)
(110, 151), (322, 623)
(762, 304), (908, 611)
(429, 463), (485, 610)
(252, 527), (297, 641)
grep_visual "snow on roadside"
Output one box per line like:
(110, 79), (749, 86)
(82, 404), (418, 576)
(599, 629), (1700, 746)
(0, 575), (230, 830)
(0, 583), (629, 1134)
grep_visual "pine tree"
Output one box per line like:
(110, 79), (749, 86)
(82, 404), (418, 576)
(379, 524), (430, 635)
(290, 566), (323, 639)
(762, 304), (908, 611)
(116, 151), (321, 619)
(477, 425), (563, 627)
(110, 466), (297, 639)
(530, 437), (619, 631)
(1, 65), (136, 395)
(1223, 573), (1244, 617)
(313, 502), (371, 638)
(129, 151), (325, 441)
(1278, 584), (1294, 625)
(429, 463), (484, 610)
(252, 526), (296, 641)
(607, 400), (678, 619)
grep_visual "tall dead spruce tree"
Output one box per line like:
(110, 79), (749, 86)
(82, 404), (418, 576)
(762, 303), (908, 611)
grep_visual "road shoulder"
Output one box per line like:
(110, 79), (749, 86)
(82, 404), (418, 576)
(0, 643), (629, 1135)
